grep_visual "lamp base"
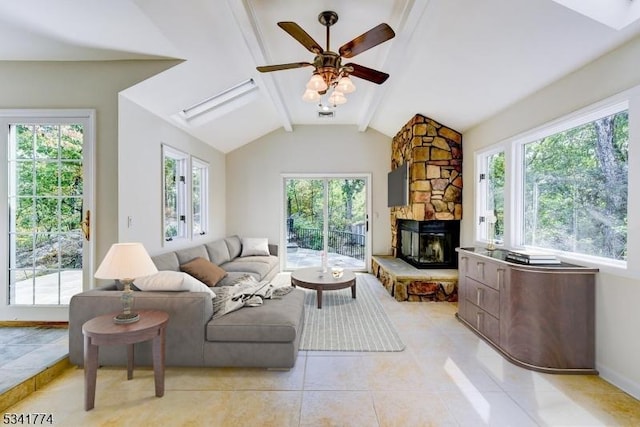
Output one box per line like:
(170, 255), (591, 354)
(113, 312), (140, 324)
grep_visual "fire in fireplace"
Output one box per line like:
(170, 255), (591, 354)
(398, 220), (460, 269)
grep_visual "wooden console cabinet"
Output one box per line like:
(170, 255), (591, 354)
(456, 247), (598, 374)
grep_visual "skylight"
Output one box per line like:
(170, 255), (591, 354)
(552, 0), (640, 30)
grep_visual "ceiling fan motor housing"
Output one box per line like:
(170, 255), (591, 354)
(314, 52), (342, 92)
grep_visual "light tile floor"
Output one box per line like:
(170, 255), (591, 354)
(5, 274), (640, 426)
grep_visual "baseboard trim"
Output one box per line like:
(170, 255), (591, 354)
(596, 363), (640, 400)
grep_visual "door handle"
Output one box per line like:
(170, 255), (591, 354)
(81, 210), (90, 241)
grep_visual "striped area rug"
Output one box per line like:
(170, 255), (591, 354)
(298, 274), (405, 352)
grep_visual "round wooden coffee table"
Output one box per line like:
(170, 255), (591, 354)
(291, 267), (356, 309)
(82, 310), (169, 410)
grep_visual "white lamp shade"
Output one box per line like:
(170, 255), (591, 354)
(336, 76), (356, 93)
(306, 74), (328, 92)
(302, 89), (321, 102)
(94, 242), (158, 280)
(328, 90), (347, 105)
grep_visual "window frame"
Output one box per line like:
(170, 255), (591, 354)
(191, 157), (209, 239)
(474, 91), (636, 274)
(162, 144), (188, 244)
(475, 146), (506, 246)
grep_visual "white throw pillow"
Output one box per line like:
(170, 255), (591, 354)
(240, 237), (270, 257)
(134, 271), (215, 298)
(182, 274), (216, 298)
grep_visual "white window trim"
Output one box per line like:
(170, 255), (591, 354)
(475, 87), (639, 278)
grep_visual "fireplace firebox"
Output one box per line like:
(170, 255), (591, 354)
(398, 220), (460, 269)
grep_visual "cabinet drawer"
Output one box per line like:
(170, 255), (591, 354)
(461, 302), (500, 344)
(465, 278), (499, 318)
(465, 257), (506, 291)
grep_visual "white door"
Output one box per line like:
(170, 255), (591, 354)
(0, 110), (95, 321)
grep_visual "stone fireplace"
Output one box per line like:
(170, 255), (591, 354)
(390, 114), (463, 261)
(372, 114), (462, 302)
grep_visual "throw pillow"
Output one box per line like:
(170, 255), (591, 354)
(180, 257), (228, 287)
(240, 237), (270, 257)
(134, 271), (215, 298)
(134, 270), (184, 290)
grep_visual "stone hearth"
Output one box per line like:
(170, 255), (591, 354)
(372, 255), (458, 302)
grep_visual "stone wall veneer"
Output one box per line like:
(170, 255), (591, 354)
(390, 114), (462, 256)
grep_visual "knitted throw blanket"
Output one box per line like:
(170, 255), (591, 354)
(211, 275), (294, 319)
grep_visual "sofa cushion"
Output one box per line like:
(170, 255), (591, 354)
(217, 272), (261, 287)
(151, 252), (180, 272)
(206, 289), (305, 343)
(231, 255), (278, 267)
(220, 259), (271, 277)
(180, 257), (228, 287)
(175, 245), (209, 265)
(224, 235), (242, 259)
(205, 239), (231, 265)
(240, 237), (270, 257)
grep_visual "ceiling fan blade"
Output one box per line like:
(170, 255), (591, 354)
(256, 62), (314, 73)
(345, 63), (389, 84)
(339, 23), (395, 58)
(277, 22), (324, 54)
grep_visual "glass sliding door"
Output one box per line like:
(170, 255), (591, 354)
(284, 175), (369, 271)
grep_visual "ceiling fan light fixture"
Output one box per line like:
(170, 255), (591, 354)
(302, 89), (321, 102)
(328, 90), (347, 105)
(336, 76), (356, 93)
(306, 73), (328, 92)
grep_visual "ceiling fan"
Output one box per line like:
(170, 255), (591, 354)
(256, 11), (395, 106)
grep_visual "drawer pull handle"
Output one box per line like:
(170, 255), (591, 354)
(476, 312), (484, 329)
(476, 288), (483, 306)
(476, 262), (485, 280)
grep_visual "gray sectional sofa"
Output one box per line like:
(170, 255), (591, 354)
(68, 236), (305, 369)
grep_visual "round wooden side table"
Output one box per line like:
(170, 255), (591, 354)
(82, 309), (169, 411)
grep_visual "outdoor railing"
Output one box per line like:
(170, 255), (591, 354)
(289, 226), (365, 261)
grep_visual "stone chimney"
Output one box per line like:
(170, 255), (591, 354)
(390, 114), (463, 255)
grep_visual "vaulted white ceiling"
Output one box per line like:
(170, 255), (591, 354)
(2, 0), (640, 153)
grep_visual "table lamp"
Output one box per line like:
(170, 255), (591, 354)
(94, 242), (158, 324)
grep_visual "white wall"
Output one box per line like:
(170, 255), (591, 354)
(118, 96), (226, 255)
(463, 34), (640, 398)
(225, 125), (392, 258)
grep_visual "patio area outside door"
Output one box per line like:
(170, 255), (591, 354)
(283, 174), (370, 272)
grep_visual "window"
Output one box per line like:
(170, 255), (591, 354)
(521, 107), (628, 261)
(162, 145), (187, 242)
(477, 150), (505, 245)
(192, 157), (209, 237)
(162, 145), (209, 244)
(475, 99), (629, 265)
